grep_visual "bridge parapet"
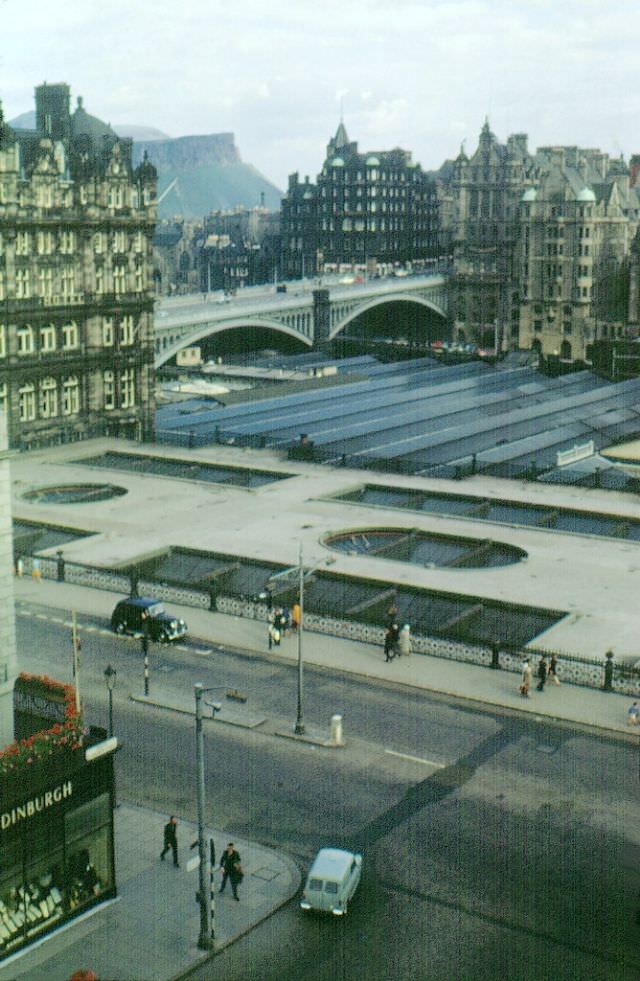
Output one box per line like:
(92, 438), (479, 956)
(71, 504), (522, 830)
(153, 274), (449, 367)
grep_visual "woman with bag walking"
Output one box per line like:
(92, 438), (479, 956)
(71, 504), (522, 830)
(520, 658), (532, 698)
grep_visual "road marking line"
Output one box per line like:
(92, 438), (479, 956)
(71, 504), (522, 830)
(385, 749), (445, 768)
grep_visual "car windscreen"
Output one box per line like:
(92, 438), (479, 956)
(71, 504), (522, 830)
(148, 603), (165, 616)
(324, 881), (338, 894)
(309, 878), (323, 891)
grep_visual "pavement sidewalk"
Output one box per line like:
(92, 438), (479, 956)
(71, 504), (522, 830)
(0, 805), (300, 981)
(12, 575), (638, 739)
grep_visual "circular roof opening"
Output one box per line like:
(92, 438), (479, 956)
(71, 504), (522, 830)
(22, 484), (128, 505)
(324, 528), (527, 569)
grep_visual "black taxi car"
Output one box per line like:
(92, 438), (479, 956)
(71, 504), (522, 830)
(110, 597), (187, 643)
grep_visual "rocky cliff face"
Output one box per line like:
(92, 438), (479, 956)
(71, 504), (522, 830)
(132, 133), (240, 170)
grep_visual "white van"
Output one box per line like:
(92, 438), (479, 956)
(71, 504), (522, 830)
(300, 847), (362, 916)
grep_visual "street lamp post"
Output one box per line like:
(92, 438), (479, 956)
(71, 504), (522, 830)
(194, 683), (227, 950)
(264, 546), (334, 736)
(142, 618), (150, 697)
(295, 542), (305, 735)
(103, 664), (117, 738)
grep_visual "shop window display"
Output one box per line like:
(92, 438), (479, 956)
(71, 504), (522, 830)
(0, 790), (114, 957)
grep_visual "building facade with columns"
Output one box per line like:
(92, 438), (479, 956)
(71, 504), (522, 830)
(0, 83), (157, 450)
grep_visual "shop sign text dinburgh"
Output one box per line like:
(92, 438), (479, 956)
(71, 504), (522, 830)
(1, 781), (72, 830)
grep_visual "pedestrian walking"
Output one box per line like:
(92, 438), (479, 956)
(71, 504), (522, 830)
(160, 815), (179, 867)
(628, 702), (640, 726)
(548, 654), (561, 685)
(384, 602), (399, 631)
(291, 601), (301, 632)
(536, 655), (548, 692)
(384, 623), (400, 661)
(520, 658), (532, 697)
(219, 842), (243, 901)
(397, 623), (412, 657)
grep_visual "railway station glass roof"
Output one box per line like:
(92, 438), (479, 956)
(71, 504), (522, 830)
(71, 451), (293, 488)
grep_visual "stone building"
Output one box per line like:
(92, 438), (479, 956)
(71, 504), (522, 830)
(450, 120), (533, 350)
(448, 121), (640, 362)
(200, 205), (280, 292)
(0, 83), (157, 450)
(280, 123), (439, 279)
(517, 147), (640, 362)
(0, 411), (17, 746)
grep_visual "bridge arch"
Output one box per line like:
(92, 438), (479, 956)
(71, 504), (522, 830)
(328, 292), (448, 340)
(155, 317), (313, 368)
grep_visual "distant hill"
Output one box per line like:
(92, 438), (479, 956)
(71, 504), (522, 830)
(9, 110), (37, 129)
(114, 124), (170, 141)
(132, 134), (282, 218)
(9, 112), (282, 218)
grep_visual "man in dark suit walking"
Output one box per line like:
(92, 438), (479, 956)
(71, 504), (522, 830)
(219, 842), (242, 900)
(160, 815), (179, 867)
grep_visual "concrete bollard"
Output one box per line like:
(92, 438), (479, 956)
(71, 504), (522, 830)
(329, 714), (344, 746)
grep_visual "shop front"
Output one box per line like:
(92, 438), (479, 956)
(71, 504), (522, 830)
(0, 752), (116, 961)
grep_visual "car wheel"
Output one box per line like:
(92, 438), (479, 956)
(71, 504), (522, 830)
(115, 621), (126, 635)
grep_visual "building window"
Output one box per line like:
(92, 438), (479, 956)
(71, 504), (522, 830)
(15, 231), (30, 256)
(0, 382), (6, 413)
(0, 270), (4, 301)
(103, 370), (115, 410)
(38, 267), (54, 298)
(133, 231), (144, 253)
(95, 266), (104, 294)
(112, 231), (126, 253)
(37, 184), (53, 208)
(533, 320), (543, 333)
(61, 267), (75, 299)
(62, 376), (80, 415)
(121, 368), (135, 409)
(94, 233), (104, 254)
(60, 230), (76, 254)
(39, 377), (58, 418)
(62, 321), (79, 350)
(113, 266), (126, 295)
(16, 268), (31, 298)
(0, 324), (5, 358)
(40, 323), (57, 352)
(134, 266), (143, 292)
(102, 318), (114, 346)
(17, 325), (35, 354)
(108, 185), (124, 209)
(37, 231), (54, 254)
(119, 316), (134, 346)
(563, 322), (572, 335)
(18, 383), (36, 421)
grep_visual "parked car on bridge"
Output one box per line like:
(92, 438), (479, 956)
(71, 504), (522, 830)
(110, 597), (187, 643)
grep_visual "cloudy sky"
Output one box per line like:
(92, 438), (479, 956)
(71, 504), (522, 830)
(1, 0), (637, 191)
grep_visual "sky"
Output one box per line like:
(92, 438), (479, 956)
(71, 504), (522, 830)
(1, 0), (638, 192)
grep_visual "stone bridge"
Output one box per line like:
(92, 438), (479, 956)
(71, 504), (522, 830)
(154, 274), (449, 367)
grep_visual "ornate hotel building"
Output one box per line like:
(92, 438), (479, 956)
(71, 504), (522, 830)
(280, 123), (439, 279)
(0, 83), (157, 450)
